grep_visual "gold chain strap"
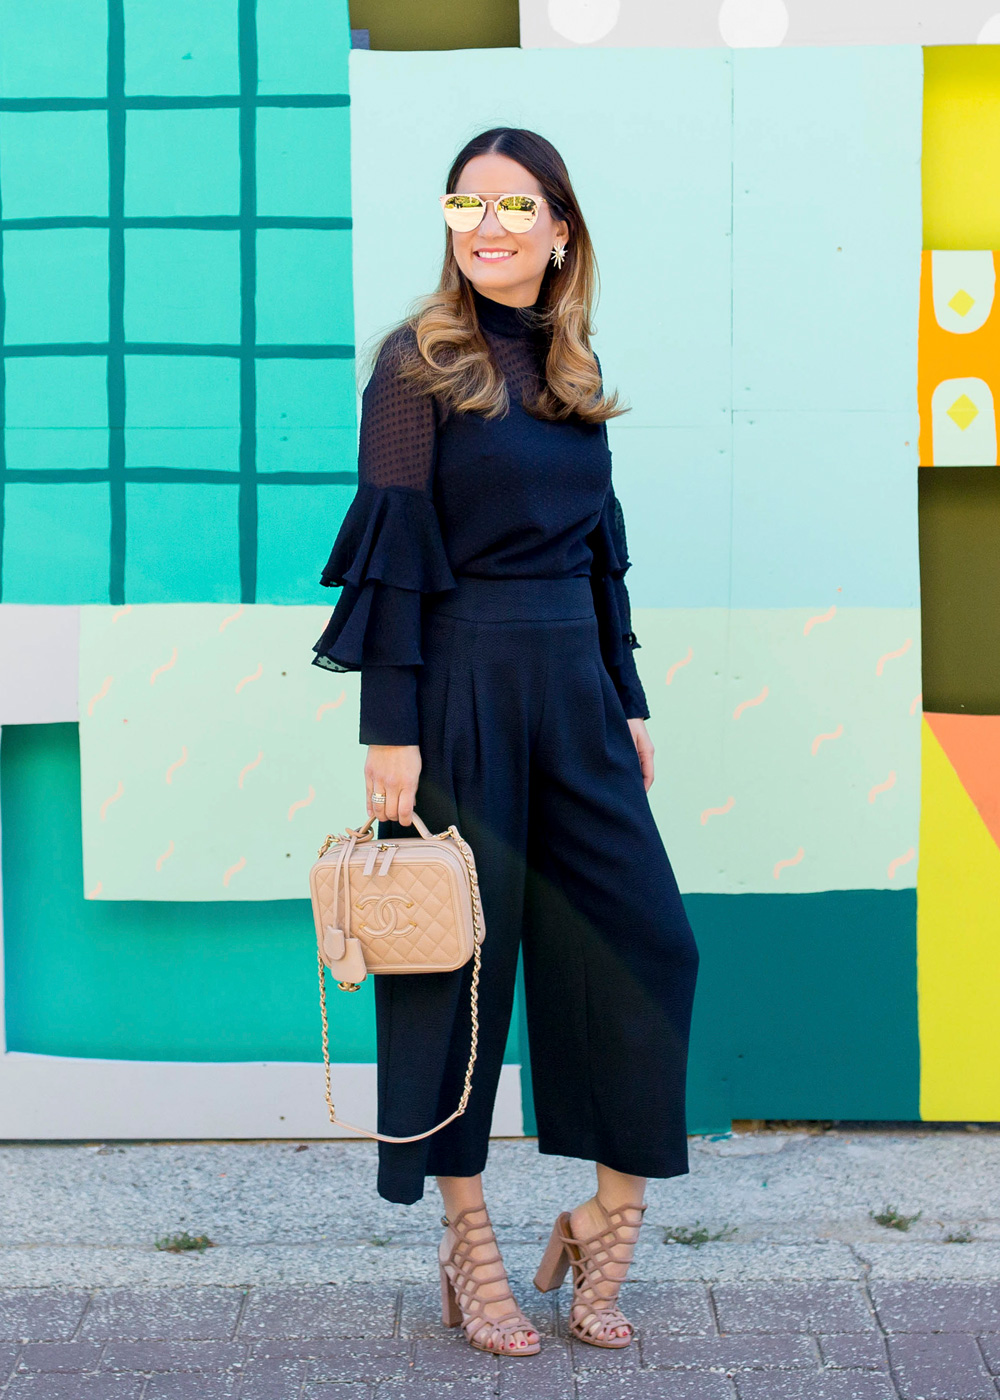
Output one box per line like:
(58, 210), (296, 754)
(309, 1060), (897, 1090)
(317, 823), (483, 1143)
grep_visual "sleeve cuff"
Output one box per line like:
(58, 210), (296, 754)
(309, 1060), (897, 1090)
(359, 666), (420, 746)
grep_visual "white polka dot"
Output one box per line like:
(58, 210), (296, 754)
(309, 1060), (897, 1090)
(547, 0), (620, 45)
(718, 0), (789, 47)
(977, 12), (1000, 41)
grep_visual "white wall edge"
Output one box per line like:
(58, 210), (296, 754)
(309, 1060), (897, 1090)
(0, 1053), (524, 1141)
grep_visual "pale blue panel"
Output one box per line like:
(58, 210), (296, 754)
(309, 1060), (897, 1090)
(124, 0), (239, 96)
(257, 482), (357, 603)
(0, 0), (107, 97)
(607, 425), (732, 608)
(124, 110), (240, 217)
(730, 410), (920, 608)
(125, 356), (241, 428)
(4, 358), (107, 428)
(125, 484), (240, 602)
(256, 0), (349, 95)
(350, 48), (732, 428)
(732, 46), (923, 412)
(3, 484), (109, 603)
(0, 112), (108, 219)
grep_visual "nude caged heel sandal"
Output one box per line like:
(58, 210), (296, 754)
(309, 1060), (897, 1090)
(534, 1198), (647, 1348)
(438, 1205), (541, 1356)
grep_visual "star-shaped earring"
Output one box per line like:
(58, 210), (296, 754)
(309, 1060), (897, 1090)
(550, 242), (567, 270)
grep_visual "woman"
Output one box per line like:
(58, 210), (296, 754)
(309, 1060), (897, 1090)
(312, 128), (699, 1357)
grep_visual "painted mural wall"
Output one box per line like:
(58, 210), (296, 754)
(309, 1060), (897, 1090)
(0, 2), (998, 1138)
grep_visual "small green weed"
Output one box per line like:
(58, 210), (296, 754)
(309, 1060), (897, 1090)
(662, 1221), (737, 1248)
(870, 1205), (922, 1232)
(154, 1231), (214, 1254)
(944, 1231), (973, 1244)
(369, 1235), (393, 1247)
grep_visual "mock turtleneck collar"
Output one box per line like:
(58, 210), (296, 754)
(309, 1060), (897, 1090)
(471, 285), (543, 339)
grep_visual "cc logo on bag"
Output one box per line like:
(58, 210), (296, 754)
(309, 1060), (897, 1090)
(355, 893), (416, 938)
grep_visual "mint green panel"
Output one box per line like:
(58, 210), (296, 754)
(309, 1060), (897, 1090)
(124, 483), (241, 603)
(1, 724), (369, 1062)
(4, 430), (109, 474)
(3, 230), (109, 344)
(256, 359), (358, 430)
(123, 0), (240, 96)
(0, 0), (107, 98)
(256, 109), (352, 217)
(124, 110), (241, 217)
(0, 112), (108, 218)
(4, 359), (108, 429)
(2, 485), (110, 604)
(123, 231), (242, 344)
(257, 0), (350, 94)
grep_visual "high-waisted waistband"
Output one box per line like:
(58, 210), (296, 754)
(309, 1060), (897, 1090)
(427, 575), (595, 623)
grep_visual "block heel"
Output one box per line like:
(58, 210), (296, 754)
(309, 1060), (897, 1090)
(439, 1261), (462, 1326)
(533, 1212), (572, 1292)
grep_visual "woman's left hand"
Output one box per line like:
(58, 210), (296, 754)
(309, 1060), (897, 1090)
(628, 718), (654, 792)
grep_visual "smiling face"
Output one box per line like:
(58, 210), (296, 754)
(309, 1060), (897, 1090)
(449, 151), (569, 308)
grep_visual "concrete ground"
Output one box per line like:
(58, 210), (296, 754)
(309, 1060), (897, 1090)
(0, 1123), (998, 1398)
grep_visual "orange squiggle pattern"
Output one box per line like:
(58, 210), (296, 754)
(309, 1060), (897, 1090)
(288, 785), (316, 821)
(316, 692), (347, 720)
(219, 604), (245, 633)
(811, 723), (844, 756)
(665, 647), (694, 686)
(86, 879), (103, 898)
(99, 781), (124, 821)
(887, 848), (916, 880)
(803, 605), (837, 636)
(111, 606), (132, 623)
(235, 662), (263, 693)
(700, 796), (735, 826)
(165, 746), (188, 785)
(876, 638), (913, 676)
(150, 647), (178, 685)
(156, 841), (175, 872)
(910, 693), (923, 716)
(774, 847), (805, 880)
(87, 675), (113, 717)
(238, 751), (264, 789)
(868, 771), (897, 804)
(223, 857), (247, 888)
(733, 685), (769, 720)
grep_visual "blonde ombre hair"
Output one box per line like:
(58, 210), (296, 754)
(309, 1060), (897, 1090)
(386, 128), (627, 425)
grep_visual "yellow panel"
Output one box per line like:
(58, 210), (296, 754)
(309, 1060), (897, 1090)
(918, 718), (1000, 1119)
(924, 47), (1000, 250)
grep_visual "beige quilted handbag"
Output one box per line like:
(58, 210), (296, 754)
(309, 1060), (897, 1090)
(309, 810), (485, 1142)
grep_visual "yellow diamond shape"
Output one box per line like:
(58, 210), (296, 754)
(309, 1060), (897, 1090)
(948, 288), (976, 317)
(947, 393), (980, 430)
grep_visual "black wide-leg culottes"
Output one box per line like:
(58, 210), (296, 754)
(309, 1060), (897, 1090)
(373, 576), (699, 1206)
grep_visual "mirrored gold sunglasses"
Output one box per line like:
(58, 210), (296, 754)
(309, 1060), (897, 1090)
(439, 192), (547, 234)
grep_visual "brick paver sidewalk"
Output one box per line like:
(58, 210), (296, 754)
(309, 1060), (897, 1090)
(2, 1278), (999, 1399)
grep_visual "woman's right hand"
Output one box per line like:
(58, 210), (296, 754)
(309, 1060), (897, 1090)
(365, 745), (422, 825)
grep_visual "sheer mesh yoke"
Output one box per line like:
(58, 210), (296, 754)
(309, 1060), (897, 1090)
(312, 288), (649, 745)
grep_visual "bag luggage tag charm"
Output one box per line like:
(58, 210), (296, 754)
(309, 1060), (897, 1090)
(322, 923), (368, 991)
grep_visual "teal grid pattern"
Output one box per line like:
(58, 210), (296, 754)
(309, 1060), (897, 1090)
(0, 0), (356, 604)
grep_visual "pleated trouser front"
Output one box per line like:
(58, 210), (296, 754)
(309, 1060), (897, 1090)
(373, 576), (699, 1205)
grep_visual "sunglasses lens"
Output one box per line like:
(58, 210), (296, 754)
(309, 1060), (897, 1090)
(496, 196), (539, 233)
(441, 194), (485, 231)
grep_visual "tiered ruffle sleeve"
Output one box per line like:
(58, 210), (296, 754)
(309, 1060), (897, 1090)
(586, 472), (650, 722)
(311, 330), (457, 745)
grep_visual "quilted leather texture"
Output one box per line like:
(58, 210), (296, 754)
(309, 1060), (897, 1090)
(310, 839), (476, 974)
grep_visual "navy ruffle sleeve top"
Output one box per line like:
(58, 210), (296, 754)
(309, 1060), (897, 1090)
(311, 286), (649, 746)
